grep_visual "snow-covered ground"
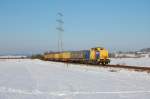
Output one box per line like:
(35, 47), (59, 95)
(0, 55), (27, 58)
(0, 59), (150, 99)
(110, 58), (150, 67)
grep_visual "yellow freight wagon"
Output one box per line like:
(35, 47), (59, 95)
(62, 52), (71, 61)
(43, 53), (54, 60)
(59, 53), (63, 59)
(54, 53), (60, 59)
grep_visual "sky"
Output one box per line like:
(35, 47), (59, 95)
(0, 0), (150, 55)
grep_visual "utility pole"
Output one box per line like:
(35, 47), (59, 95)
(56, 12), (64, 52)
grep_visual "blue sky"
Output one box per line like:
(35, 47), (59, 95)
(0, 0), (150, 55)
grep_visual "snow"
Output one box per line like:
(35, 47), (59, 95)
(0, 59), (150, 99)
(110, 58), (150, 67)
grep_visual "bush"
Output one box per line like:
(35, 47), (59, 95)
(30, 54), (44, 59)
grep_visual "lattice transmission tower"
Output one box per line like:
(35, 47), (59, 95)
(56, 12), (64, 52)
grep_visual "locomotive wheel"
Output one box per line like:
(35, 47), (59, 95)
(105, 62), (108, 65)
(102, 62), (106, 65)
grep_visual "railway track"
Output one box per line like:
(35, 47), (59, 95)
(54, 61), (150, 73)
(103, 64), (150, 73)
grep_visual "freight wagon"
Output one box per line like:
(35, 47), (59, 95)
(43, 47), (110, 65)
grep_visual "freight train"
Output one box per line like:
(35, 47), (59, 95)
(43, 47), (110, 65)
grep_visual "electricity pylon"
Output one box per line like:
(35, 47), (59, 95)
(56, 12), (64, 52)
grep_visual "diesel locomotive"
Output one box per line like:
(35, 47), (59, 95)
(43, 47), (110, 65)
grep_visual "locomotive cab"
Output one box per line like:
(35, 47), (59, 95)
(99, 48), (110, 65)
(90, 47), (110, 65)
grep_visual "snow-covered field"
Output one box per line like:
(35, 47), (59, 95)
(110, 58), (150, 67)
(0, 59), (150, 99)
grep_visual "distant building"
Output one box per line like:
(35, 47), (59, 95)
(113, 51), (150, 58)
(111, 48), (150, 58)
(136, 51), (150, 58)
